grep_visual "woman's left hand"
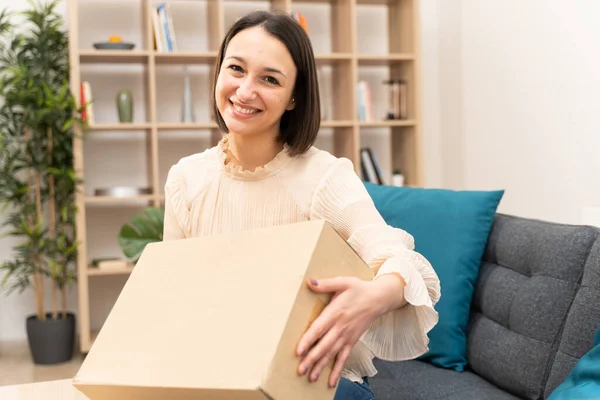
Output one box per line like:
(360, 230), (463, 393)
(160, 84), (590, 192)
(296, 274), (406, 388)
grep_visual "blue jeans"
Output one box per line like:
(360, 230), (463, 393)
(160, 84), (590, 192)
(334, 377), (375, 400)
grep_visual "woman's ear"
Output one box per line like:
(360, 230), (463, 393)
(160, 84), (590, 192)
(286, 96), (296, 111)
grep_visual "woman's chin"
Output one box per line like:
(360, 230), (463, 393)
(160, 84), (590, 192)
(223, 118), (260, 136)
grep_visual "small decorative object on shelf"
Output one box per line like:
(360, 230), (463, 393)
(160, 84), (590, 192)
(383, 79), (408, 120)
(392, 168), (405, 187)
(116, 89), (133, 123)
(181, 66), (195, 123)
(94, 187), (152, 197)
(93, 35), (135, 50)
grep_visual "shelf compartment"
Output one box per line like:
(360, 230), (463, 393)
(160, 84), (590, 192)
(155, 63), (213, 125)
(356, 0), (414, 55)
(390, 124), (419, 186)
(80, 50), (150, 64)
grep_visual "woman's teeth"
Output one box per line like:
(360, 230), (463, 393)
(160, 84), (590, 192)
(233, 103), (258, 114)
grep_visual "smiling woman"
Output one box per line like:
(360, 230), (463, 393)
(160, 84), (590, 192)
(215, 25), (298, 148)
(163, 10), (440, 400)
(211, 10), (320, 167)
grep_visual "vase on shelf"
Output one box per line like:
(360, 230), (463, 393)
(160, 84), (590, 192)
(181, 66), (195, 123)
(392, 169), (405, 187)
(116, 89), (133, 123)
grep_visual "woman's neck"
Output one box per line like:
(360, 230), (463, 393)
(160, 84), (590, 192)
(225, 132), (284, 172)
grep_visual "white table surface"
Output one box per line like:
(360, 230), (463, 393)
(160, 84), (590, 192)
(0, 379), (89, 400)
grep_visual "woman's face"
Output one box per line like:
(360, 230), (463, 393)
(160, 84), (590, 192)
(215, 26), (297, 139)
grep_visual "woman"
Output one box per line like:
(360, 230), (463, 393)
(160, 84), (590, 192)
(163, 10), (441, 399)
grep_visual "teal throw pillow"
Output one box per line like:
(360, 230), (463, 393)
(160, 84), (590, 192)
(363, 182), (504, 372)
(547, 325), (600, 399)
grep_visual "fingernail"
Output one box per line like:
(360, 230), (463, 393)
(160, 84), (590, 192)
(310, 279), (318, 286)
(300, 365), (307, 375)
(311, 373), (319, 382)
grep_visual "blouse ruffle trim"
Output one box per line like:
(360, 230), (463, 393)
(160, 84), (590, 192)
(217, 135), (292, 180)
(348, 224), (441, 362)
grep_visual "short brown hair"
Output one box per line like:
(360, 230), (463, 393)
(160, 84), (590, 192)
(211, 10), (321, 156)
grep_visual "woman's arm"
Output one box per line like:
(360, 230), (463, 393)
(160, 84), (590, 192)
(163, 165), (187, 241)
(296, 157), (441, 387)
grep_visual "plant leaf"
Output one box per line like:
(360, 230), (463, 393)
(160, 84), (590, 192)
(117, 207), (164, 263)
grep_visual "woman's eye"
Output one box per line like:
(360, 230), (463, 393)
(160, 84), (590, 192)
(228, 65), (243, 73)
(265, 76), (279, 85)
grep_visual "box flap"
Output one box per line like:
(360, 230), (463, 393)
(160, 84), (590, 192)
(74, 220), (333, 399)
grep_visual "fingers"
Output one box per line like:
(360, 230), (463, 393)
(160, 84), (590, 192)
(296, 309), (331, 357)
(296, 292), (341, 357)
(300, 276), (358, 356)
(329, 344), (353, 388)
(299, 327), (344, 383)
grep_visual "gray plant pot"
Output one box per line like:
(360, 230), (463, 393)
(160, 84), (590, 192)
(26, 312), (75, 365)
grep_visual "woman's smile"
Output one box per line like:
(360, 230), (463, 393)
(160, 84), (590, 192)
(229, 100), (262, 117)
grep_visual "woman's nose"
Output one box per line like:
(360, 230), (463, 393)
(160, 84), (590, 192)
(236, 78), (257, 102)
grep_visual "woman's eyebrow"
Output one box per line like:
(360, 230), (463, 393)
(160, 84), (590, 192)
(226, 55), (286, 78)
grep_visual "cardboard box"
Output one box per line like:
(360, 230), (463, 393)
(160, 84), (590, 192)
(73, 220), (374, 400)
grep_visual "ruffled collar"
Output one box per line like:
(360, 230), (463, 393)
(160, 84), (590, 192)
(217, 135), (292, 180)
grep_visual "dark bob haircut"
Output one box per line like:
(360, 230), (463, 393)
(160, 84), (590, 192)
(211, 10), (321, 157)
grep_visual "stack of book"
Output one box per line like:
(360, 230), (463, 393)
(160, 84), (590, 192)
(80, 81), (94, 125)
(151, 3), (178, 52)
(360, 148), (384, 185)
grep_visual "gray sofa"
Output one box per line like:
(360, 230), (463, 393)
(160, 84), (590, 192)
(370, 213), (600, 400)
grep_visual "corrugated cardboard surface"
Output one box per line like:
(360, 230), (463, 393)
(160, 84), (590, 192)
(73, 220), (373, 400)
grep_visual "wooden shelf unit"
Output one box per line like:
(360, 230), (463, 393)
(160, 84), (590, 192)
(67, 0), (423, 353)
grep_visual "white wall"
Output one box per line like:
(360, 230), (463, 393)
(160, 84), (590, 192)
(438, 0), (464, 189)
(458, 0), (600, 223)
(0, 0), (444, 341)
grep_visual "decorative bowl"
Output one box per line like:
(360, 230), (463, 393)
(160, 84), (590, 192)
(93, 42), (135, 50)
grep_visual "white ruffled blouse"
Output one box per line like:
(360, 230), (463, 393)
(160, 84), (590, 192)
(163, 136), (441, 383)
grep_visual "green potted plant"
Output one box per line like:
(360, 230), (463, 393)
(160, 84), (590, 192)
(0, 0), (87, 364)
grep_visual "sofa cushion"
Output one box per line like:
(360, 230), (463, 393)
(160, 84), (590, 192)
(544, 237), (600, 397)
(469, 214), (600, 400)
(363, 182), (503, 371)
(370, 359), (520, 400)
(546, 324), (600, 399)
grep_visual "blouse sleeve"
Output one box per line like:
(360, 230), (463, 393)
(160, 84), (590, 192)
(163, 164), (188, 241)
(309, 157), (441, 361)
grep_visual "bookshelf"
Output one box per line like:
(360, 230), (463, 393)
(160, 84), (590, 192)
(67, 0), (423, 353)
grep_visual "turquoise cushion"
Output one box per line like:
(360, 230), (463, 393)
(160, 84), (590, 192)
(547, 325), (600, 399)
(363, 182), (504, 371)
